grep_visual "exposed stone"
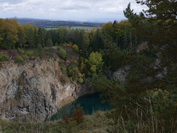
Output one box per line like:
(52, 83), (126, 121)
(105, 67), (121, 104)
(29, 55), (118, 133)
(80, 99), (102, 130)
(113, 66), (130, 82)
(0, 58), (93, 122)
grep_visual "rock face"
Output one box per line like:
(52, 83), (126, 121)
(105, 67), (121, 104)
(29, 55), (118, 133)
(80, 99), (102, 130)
(113, 66), (130, 82)
(0, 58), (92, 122)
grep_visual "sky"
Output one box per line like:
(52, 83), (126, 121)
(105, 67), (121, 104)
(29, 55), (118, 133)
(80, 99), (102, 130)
(0, 0), (146, 22)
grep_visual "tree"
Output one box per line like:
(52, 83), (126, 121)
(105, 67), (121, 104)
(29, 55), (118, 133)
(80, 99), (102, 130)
(122, 1), (177, 131)
(93, 1), (177, 132)
(79, 31), (90, 52)
(0, 19), (19, 49)
(17, 26), (26, 48)
(89, 29), (104, 51)
(123, 1), (177, 85)
(23, 24), (36, 48)
(89, 52), (103, 68)
(136, 0), (177, 19)
(46, 39), (53, 47)
(37, 28), (47, 47)
(72, 105), (84, 124)
(89, 52), (103, 74)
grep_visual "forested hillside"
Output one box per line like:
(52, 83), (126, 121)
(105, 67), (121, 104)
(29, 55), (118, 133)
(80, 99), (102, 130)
(0, 0), (177, 132)
(17, 18), (103, 28)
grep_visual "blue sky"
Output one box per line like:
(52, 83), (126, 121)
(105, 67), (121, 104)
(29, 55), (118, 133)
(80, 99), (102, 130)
(0, 0), (146, 22)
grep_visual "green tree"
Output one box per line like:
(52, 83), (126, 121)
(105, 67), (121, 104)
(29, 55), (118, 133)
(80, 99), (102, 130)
(80, 31), (90, 51)
(17, 26), (26, 48)
(89, 52), (103, 74)
(46, 39), (53, 47)
(89, 52), (103, 67)
(89, 29), (104, 51)
(23, 24), (36, 48)
(37, 28), (47, 47)
(94, 1), (177, 132)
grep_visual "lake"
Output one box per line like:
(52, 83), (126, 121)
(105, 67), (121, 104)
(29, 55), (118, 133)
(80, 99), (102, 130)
(50, 93), (111, 121)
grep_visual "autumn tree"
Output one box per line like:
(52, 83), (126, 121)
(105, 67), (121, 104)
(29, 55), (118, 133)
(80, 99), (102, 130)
(72, 105), (84, 124)
(0, 19), (19, 49)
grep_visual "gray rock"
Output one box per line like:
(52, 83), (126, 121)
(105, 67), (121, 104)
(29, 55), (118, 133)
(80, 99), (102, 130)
(113, 66), (130, 82)
(0, 58), (92, 122)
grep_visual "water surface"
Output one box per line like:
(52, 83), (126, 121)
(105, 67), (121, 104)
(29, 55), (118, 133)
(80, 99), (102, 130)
(50, 93), (110, 120)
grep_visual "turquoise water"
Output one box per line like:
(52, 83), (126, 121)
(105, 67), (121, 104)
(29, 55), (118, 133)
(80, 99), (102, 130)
(50, 93), (111, 121)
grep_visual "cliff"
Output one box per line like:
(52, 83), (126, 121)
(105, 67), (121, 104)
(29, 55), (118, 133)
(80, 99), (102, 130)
(0, 57), (92, 122)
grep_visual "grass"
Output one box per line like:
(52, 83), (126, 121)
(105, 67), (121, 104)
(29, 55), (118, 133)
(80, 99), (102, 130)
(1, 108), (176, 133)
(0, 53), (9, 61)
(0, 111), (109, 133)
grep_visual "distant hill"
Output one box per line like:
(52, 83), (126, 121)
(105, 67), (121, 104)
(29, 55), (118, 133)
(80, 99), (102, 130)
(17, 18), (104, 28)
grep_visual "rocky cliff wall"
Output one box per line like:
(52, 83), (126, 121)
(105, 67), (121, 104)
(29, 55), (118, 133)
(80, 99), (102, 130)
(0, 57), (92, 122)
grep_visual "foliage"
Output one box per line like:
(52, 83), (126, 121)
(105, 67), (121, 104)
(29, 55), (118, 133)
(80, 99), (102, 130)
(15, 56), (25, 63)
(0, 19), (18, 49)
(92, 75), (177, 132)
(89, 1), (177, 132)
(136, 0), (177, 20)
(104, 44), (130, 70)
(0, 111), (109, 133)
(72, 44), (79, 52)
(0, 53), (9, 61)
(89, 52), (103, 69)
(88, 52), (103, 75)
(26, 50), (34, 58)
(90, 65), (97, 73)
(46, 39), (53, 47)
(89, 52), (102, 66)
(1, 4), (176, 132)
(72, 105), (85, 124)
(78, 77), (84, 84)
(59, 48), (67, 59)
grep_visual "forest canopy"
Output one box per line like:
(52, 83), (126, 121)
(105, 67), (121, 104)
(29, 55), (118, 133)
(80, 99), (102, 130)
(0, 0), (176, 132)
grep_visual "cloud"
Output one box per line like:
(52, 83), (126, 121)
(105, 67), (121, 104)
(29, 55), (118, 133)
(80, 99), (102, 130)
(0, 0), (23, 4)
(0, 0), (146, 22)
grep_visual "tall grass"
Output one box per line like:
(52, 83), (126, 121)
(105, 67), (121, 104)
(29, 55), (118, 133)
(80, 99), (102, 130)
(107, 99), (177, 133)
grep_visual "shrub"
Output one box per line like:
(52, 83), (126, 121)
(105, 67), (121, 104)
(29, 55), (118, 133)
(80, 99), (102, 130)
(78, 78), (84, 84)
(73, 60), (78, 65)
(72, 105), (85, 124)
(17, 49), (25, 54)
(26, 50), (34, 57)
(15, 56), (24, 63)
(26, 50), (35, 59)
(8, 50), (19, 59)
(59, 48), (67, 59)
(72, 44), (79, 52)
(63, 113), (70, 124)
(90, 65), (97, 73)
(0, 53), (9, 61)
(89, 52), (103, 67)
(21, 55), (28, 60)
(89, 52), (103, 74)
(80, 62), (86, 71)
